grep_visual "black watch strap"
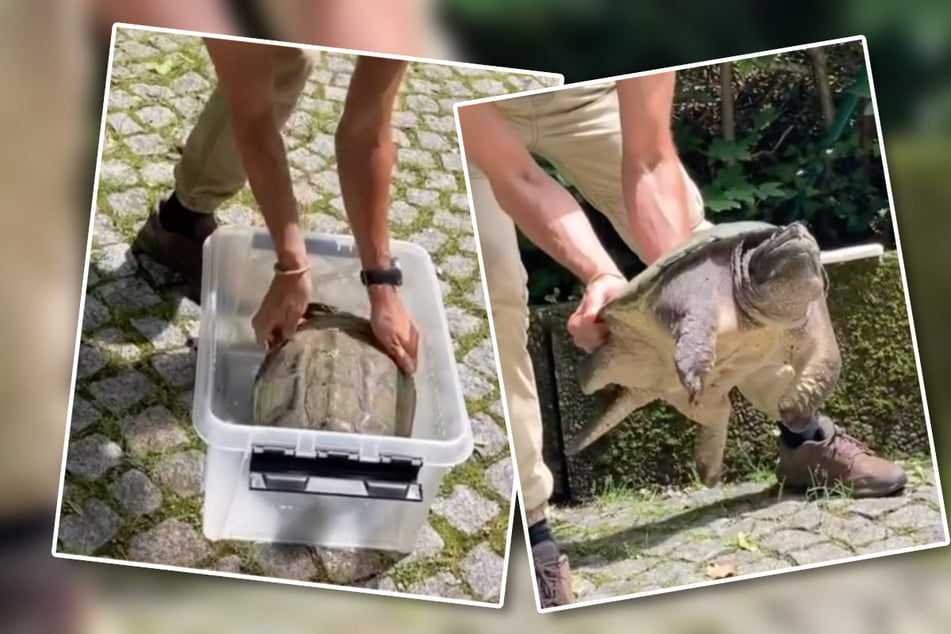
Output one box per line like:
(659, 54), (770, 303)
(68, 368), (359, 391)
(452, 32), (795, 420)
(360, 258), (402, 287)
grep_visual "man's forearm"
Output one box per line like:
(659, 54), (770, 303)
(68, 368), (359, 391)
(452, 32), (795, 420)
(336, 125), (395, 272)
(622, 153), (692, 265)
(491, 166), (622, 284)
(336, 57), (408, 276)
(615, 72), (693, 265)
(457, 101), (621, 284)
(232, 118), (309, 270)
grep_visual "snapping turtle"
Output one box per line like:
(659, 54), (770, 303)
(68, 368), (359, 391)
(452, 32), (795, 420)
(251, 302), (416, 437)
(565, 221), (841, 485)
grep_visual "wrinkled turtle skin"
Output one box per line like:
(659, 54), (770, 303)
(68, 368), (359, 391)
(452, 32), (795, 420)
(566, 221), (841, 485)
(251, 302), (416, 437)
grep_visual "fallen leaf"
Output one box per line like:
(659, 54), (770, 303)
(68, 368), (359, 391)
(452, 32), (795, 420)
(736, 531), (759, 552)
(145, 58), (178, 76)
(705, 561), (737, 579)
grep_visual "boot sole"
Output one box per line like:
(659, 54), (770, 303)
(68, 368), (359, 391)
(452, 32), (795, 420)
(778, 475), (907, 499)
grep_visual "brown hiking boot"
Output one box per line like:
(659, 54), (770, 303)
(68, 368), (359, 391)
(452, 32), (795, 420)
(130, 198), (217, 304)
(777, 415), (907, 498)
(533, 540), (573, 608)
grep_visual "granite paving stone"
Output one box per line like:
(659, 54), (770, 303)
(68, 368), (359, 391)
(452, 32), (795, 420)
(432, 485), (501, 536)
(484, 458), (515, 500)
(153, 450), (204, 497)
(91, 214), (125, 246)
(100, 160), (139, 187)
(96, 277), (161, 312)
(108, 112), (143, 135)
(125, 133), (167, 156)
(119, 405), (189, 456)
(94, 327), (144, 363)
(131, 317), (188, 351)
(471, 413), (508, 458)
(406, 188), (440, 207)
(136, 105), (176, 128)
(141, 162), (174, 186)
(551, 463), (945, 602)
(70, 397), (101, 434)
(463, 339), (498, 380)
(76, 344), (106, 379)
(88, 370), (153, 413)
(407, 573), (469, 600)
(457, 365), (495, 401)
(460, 543), (506, 601)
(401, 523), (445, 565)
(440, 254), (476, 280)
(66, 434), (123, 480)
(93, 244), (138, 277)
(211, 556), (244, 574)
(110, 469), (163, 516)
(433, 210), (473, 232)
(128, 519), (212, 568)
(58, 499), (122, 555)
(315, 549), (391, 585)
(407, 227), (449, 253)
(150, 349), (196, 388)
(82, 297), (111, 332)
(250, 544), (318, 581)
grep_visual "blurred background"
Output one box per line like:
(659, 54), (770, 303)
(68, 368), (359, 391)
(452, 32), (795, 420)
(1, 0), (949, 631)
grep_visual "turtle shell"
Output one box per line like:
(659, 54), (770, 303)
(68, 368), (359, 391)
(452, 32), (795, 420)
(601, 220), (781, 317)
(250, 302), (416, 437)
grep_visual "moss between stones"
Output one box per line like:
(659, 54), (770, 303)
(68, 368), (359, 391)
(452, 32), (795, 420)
(529, 252), (931, 502)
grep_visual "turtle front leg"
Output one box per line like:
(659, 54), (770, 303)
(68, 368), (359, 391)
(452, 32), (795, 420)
(670, 311), (719, 408)
(777, 301), (842, 431)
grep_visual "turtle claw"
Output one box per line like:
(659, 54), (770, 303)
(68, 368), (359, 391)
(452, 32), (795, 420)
(678, 369), (705, 407)
(688, 385), (703, 408)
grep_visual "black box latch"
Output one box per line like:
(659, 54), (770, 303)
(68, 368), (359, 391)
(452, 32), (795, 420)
(248, 446), (424, 502)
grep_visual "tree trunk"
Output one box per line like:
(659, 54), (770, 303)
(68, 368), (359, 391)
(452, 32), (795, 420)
(719, 62), (735, 164)
(807, 46), (834, 129)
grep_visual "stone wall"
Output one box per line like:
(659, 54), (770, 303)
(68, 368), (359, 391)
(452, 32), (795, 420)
(527, 251), (931, 503)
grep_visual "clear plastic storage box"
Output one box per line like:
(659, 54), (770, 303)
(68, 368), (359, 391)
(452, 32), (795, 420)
(192, 227), (473, 552)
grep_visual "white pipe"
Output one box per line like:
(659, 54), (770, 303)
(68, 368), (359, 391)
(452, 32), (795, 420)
(820, 243), (885, 265)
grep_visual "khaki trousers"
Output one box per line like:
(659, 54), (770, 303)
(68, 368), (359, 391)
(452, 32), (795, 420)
(467, 83), (714, 525)
(174, 45), (314, 213)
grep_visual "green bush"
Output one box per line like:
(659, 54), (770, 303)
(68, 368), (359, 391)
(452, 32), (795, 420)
(515, 42), (892, 306)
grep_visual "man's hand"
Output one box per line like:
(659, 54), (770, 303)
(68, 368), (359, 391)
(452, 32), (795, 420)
(203, 39), (315, 346)
(368, 286), (419, 375)
(251, 271), (313, 349)
(567, 273), (627, 353)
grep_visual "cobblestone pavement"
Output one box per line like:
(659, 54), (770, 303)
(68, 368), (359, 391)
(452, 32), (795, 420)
(57, 27), (561, 604)
(551, 460), (948, 603)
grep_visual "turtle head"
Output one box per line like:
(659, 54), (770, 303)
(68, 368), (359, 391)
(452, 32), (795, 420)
(734, 222), (826, 325)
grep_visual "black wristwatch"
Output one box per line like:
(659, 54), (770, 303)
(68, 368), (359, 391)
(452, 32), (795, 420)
(360, 258), (402, 287)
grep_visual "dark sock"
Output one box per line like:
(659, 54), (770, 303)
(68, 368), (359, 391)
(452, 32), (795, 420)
(778, 415), (825, 448)
(158, 193), (209, 239)
(528, 520), (554, 547)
